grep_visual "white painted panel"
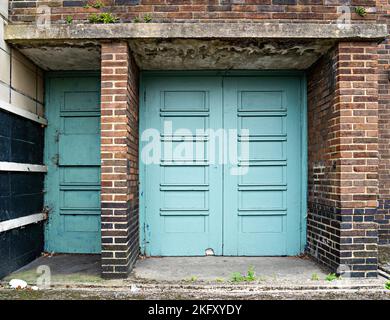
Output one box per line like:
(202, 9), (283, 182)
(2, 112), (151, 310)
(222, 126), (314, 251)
(0, 1), (8, 20)
(0, 48), (10, 84)
(37, 73), (44, 104)
(0, 162), (48, 172)
(0, 98), (47, 125)
(0, 213), (47, 233)
(0, 81), (9, 102)
(10, 90), (44, 117)
(11, 51), (37, 99)
(0, 18), (10, 52)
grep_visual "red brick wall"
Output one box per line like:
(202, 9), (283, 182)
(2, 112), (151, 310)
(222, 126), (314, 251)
(307, 41), (379, 277)
(307, 46), (339, 271)
(376, 0), (390, 245)
(9, 0), (378, 24)
(100, 41), (139, 278)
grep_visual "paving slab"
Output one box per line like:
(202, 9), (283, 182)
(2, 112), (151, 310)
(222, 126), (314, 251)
(2, 254), (102, 285)
(133, 256), (329, 282)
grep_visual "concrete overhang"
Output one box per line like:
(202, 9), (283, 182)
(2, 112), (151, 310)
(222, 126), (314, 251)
(5, 23), (388, 41)
(4, 23), (388, 71)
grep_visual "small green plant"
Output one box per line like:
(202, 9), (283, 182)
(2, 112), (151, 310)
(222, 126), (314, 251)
(89, 12), (119, 24)
(385, 281), (390, 290)
(91, 0), (105, 9)
(215, 278), (224, 283)
(186, 275), (198, 282)
(325, 273), (339, 282)
(355, 6), (367, 17)
(230, 272), (245, 283)
(246, 265), (256, 281)
(85, 0), (105, 9)
(230, 266), (257, 283)
(143, 14), (153, 23)
(133, 17), (141, 23)
(100, 12), (119, 23)
(65, 16), (73, 24)
(311, 273), (320, 281)
(88, 13), (100, 23)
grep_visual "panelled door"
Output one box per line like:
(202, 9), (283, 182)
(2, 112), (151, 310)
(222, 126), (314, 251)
(45, 73), (101, 253)
(141, 74), (304, 256)
(223, 77), (302, 255)
(142, 77), (223, 256)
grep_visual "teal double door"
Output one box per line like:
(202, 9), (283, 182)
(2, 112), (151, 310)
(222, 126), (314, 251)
(141, 73), (306, 256)
(45, 73), (101, 253)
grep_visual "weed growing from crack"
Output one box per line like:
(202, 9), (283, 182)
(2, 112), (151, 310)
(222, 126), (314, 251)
(325, 273), (340, 281)
(354, 6), (367, 17)
(311, 273), (320, 281)
(230, 266), (257, 283)
(143, 14), (153, 23)
(89, 12), (119, 24)
(184, 276), (198, 282)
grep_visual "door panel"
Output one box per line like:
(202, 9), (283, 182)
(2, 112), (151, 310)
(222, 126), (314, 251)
(142, 76), (223, 256)
(223, 77), (302, 255)
(45, 74), (101, 253)
(141, 74), (303, 256)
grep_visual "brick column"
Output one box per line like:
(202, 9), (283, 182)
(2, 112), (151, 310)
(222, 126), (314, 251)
(100, 41), (139, 279)
(308, 41), (379, 278)
(376, 2), (390, 245)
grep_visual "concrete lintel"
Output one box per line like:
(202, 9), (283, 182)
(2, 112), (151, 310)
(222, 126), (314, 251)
(5, 23), (388, 43)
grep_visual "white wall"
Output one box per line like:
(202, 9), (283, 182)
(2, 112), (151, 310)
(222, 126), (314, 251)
(0, 1), (44, 117)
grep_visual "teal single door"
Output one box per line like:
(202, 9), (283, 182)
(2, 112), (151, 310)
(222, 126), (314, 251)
(141, 73), (305, 256)
(142, 76), (223, 256)
(223, 77), (302, 255)
(45, 73), (101, 253)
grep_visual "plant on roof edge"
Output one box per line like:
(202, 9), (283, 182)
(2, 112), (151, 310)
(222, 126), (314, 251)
(355, 6), (367, 17)
(89, 12), (119, 24)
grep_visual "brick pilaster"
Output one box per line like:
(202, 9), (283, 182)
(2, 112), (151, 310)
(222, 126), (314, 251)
(336, 42), (379, 277)
(308, 41), (379, 277)
(100, 41), (139, 279)
(376, 0), (390, 245)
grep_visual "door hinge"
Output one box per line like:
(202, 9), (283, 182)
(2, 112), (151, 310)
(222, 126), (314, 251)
(51, 154), (59, 166)
(55, 130), (60, 143)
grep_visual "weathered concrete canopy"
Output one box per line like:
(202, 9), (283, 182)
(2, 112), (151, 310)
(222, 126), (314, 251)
(6, 38), (337, 71)
(4, 23), (387, 71)
(5, 23), (388, 41)
(129, 38), (335, 70)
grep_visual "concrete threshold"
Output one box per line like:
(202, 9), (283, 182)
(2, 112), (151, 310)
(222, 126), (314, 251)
(1, 279), (389, 300)
(1, 254), (389, 299)
(0, 281), (389, 300)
